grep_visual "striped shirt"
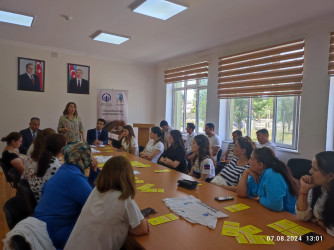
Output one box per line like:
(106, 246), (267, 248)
(220, 157), (249, 186)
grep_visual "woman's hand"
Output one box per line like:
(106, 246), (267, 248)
(300, 175), (316, 192)
(90, 156), (98, 172)
(245, 168), (260, 184)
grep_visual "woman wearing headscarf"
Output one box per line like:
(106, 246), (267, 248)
(33, 141), (98, 249)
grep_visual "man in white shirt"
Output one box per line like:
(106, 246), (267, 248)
(160, 120), (173, 147)
(185, 123), (196, 154)
(204, 123), (221, 161)
(256, 128), (277, 154)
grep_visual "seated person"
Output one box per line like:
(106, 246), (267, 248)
(158, 130), (186, 173)
(185, 123), (196, 154)
(25, 128), (56, 172)
(1, 132), (26, 175)
(221, 130), (242, 163)
(296, 151), (334, 236)
(236, 147), (299, 214)
(119, 125), (139, 155)
(204, 123), (221, 161)
(19, 117), (41, 155)
(160, 120), (173, 148)
(211, 136), (255, 192)
(22, 134), (66, 202)
(65, 156), (149, 250)
(139, 126), (165, 163)
(33, 141), (99, 249)
(189, 135), (215, 181)
(256, 128), (276, 154)
(87, 118), (108, 146)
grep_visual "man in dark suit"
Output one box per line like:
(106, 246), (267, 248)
(19, 117), (41, 154)
(18, 63), (41, 92)
(87, 118), (108, 145)
(68, 69), (89, 94)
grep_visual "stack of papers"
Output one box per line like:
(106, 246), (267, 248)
(163, 195), (228, 229)
(94, 155), (113, 163)
(131, 161), (151, 168)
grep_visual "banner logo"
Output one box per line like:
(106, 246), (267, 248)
(102, 93), (111, 102)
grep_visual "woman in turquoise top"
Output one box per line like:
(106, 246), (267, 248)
(237, 147), (299, 214)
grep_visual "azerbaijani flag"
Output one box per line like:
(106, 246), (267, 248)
(69, 64), (77, 82)
(35, 61), (43, 91)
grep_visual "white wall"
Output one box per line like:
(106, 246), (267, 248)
(155, 14), (334, 163)
(0, 41), (156, 150)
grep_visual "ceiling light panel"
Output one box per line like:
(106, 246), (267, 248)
(92, 32), (130, 45)
(0, 10), (34, 27)
(132, 0), (188, 20)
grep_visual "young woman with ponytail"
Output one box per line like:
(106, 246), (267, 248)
(1, 132), (25, 174)
(23, 134), (66, 201)
(139, 126), (165, 163)
(296, 151), (334, 236)
(237, 147), (299, 214)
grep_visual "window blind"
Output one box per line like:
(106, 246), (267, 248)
(164, 61), (209, 84)
(218, 39), (305, 98)
(329, 32), (334, 76)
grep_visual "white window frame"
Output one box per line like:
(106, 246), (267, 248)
(171, 79), (208, 133)
(226, 96), (300, 150)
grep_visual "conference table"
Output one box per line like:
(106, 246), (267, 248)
(93, 146), (334, 250)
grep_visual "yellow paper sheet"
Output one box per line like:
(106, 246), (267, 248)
(221, 221), (240, 236)
(148, 213), (179, 226)
(281, 225), (313, 236)
(236, 234), (275, 245)
(141, 188), (164, 193)
(267, 219), (298, 232)
(224, 203), (250, 212)
(136, 184), (155, 190)
(135, 180), (144, 184)
(239, 225), (262, 235)
(130, 161), (151, 168)
(154, 169), (171, 173)
(97, 163), (104, 168)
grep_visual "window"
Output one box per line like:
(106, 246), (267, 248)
(171, 79), (207, 133)
(228, 96), (300, 149)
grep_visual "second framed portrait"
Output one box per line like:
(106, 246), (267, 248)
(67, 63), (90, 94)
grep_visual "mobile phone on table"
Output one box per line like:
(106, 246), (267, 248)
(141, 207), (157, 217)
(214, 195), (234, 201)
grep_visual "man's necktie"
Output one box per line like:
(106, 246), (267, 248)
(31, 75), (35, 85)
(32, 131), (36, 139)
(78, 80), (81, 88)
(97, 131), (101, 140)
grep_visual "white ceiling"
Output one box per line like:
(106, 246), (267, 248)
(1, 0), (334, 65)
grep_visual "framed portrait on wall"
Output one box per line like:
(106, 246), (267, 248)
(18, 57), (45, 92)
(67, 63), (90, 94)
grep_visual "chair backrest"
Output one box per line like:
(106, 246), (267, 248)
(216, 148), (223, 162)
(287, 158), (312, 180)
(3, 195), (30, 230)
(10, 235), (31, 250)
(16, 180), (37, 215)
(0, 158), (21, 188)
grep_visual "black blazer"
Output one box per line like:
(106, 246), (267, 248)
(19, 73), (41, 91)
(87, 129), (108, 145)
(68, 78), (89, 94)
(19, 128), (41, 154)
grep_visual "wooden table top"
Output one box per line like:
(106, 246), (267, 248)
(94, 146), (334, 250)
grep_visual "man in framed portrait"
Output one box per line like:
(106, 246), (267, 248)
(19, 63), (41, 91)
(68, 69), (89, 94)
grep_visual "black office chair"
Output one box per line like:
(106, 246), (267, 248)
(16, 179), (37, 215)
(216, 148), (223, 162)
(287, 158), (312, 181)
(0, 158), (21, 188)
(3, 195), (30, 230)
(9, 235), (31, 250)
